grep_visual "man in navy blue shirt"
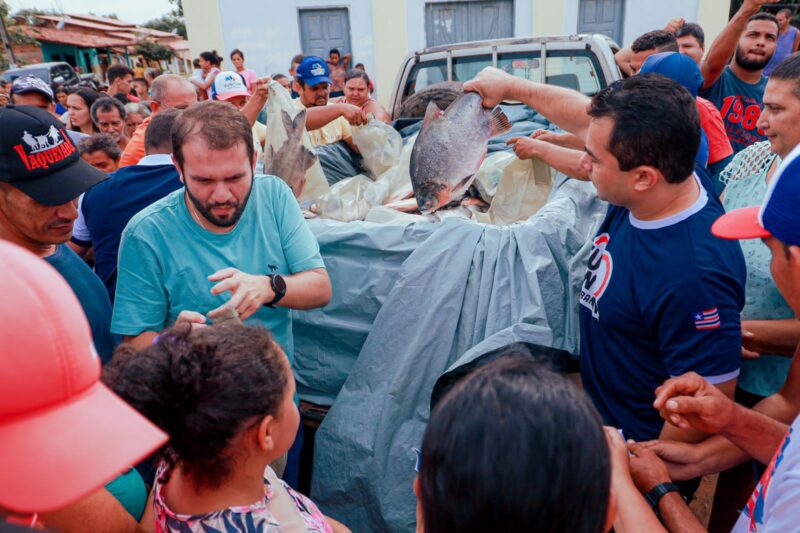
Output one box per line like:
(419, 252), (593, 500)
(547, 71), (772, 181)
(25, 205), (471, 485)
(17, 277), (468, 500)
(699, 0), (778, 154)
(0, 105), (117, 362)
(465, 70), (746, 444)
(71, 109), (184, 302)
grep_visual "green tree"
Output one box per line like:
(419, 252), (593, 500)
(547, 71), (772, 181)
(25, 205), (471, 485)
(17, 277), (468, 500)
(143, 14), (186, 38)
(135, 40), (175, 61)
(143, 0), (185, 38)
(729, 0), (800, 23)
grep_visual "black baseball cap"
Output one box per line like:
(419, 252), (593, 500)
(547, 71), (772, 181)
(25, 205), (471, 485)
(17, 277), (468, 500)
(0, 105), (107, 205)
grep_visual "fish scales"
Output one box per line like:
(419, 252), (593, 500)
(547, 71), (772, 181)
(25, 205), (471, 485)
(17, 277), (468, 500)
(410, 92), (511, 214)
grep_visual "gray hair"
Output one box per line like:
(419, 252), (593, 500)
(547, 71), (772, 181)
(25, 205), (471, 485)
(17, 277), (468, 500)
(124, 102), (151, 118)
(90, 96), (126, 125)
(150, 74), (194, 103)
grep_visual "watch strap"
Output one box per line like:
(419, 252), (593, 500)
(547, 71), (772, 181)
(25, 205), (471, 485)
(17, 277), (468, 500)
(644, 482), (681, 512)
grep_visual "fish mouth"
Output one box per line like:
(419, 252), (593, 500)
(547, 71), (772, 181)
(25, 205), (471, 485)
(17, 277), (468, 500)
(418, 197), (440, 215)
(416, 188), (452, 215)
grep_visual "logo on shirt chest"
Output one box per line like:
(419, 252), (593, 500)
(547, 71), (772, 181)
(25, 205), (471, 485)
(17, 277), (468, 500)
(580, 233), (613, 319)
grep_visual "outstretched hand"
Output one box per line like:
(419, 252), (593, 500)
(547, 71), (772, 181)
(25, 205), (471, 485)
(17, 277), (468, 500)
(653, 372), (738, 434)
(506, 136), (547, 160)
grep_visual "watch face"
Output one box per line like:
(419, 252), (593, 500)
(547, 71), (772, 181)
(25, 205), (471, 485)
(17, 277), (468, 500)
(273, 274), (287, 294)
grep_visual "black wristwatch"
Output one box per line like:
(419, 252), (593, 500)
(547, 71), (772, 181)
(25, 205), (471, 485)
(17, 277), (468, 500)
(266, 274), (287, 308)
(644, 482), (681, 512)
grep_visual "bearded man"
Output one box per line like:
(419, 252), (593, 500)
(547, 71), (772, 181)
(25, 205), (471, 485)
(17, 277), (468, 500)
(700, 0), (779, 153)
(111, 101), (331, 355)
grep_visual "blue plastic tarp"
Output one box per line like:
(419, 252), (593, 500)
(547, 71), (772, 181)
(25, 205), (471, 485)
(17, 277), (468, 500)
(291, 173), (607, 532)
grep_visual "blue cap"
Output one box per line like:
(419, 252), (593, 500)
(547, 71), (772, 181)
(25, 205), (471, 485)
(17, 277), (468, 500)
(639, 52), (704, 97)
(712, 143), (800, 246)
(295, 56), (332, 87)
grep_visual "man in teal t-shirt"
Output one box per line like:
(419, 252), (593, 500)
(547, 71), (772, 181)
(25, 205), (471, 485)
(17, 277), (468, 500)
(111, 101), (331, 362)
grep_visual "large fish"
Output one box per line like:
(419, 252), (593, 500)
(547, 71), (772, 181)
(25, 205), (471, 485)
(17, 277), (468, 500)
(410, 92), (511, 214)
(265, 109), (316, 197)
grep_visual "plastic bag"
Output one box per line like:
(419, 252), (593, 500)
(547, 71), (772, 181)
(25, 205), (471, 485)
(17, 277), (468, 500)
(474, 156), (553, 226)
(473, 151), (517, 204)
(352, 119), (404, 178)
(314, 175), (374, 222)
(264, 81), (331, 200)
(363, 134), (417, 207)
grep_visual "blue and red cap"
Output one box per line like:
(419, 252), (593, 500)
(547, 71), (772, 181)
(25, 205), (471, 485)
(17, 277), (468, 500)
(712, 143), (800, 246)
(295, 56), (332, 87)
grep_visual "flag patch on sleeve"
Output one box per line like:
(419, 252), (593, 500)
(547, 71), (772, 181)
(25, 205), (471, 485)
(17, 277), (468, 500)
(694, 308), (721, 330)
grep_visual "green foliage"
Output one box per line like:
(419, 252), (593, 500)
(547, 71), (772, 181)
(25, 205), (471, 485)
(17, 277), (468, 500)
(143, 13), (186, 38)
(143, 0), (186, 38)
(729, 0), (800, 22)
(12, 7), (62, 18)
(135, 40), (175, 61)
(9, 28), (37, 46)
(170, 0), (183, 18)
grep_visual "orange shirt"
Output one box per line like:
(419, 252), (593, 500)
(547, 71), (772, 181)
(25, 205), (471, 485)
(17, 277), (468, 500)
(696, 97), (734, 165)
(118, 115), (151, 168)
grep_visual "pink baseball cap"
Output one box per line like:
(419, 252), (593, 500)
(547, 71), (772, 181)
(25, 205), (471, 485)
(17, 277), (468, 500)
(0, 241), (167, 513)
(211, 70), (250, 101)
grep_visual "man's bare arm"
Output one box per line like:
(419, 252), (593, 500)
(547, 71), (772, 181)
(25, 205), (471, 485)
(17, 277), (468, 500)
(306, 103), (367, 130)
(645, 343), (800, 479)
(241, 77), (271, 126)
(507, 137), (589, 180)
(743, 318), (800, 356)
(280, 268), (332, 309)
(614, 17), (685, 76)
(700, 0), (778, 88)
(464, 68), (592, 141)
(721, 404), (789, 464)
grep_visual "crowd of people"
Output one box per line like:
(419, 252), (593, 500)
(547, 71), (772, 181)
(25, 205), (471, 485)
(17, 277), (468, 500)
(2, 0), (800, 531)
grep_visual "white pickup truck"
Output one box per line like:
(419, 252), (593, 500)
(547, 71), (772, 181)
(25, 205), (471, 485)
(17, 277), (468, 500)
(388, 33), (621, 120)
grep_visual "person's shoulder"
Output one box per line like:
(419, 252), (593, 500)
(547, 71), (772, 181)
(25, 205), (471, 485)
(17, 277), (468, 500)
(696, 97), (720, 114)
(123, 189), (183, 236)
(254, 174), (293, 197)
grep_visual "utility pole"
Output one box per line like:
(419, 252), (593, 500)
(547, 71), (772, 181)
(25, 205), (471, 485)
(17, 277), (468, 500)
(0, 9), (18, 69)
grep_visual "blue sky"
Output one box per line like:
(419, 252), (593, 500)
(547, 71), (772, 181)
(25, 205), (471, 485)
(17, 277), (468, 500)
(7, 0), (174, 24)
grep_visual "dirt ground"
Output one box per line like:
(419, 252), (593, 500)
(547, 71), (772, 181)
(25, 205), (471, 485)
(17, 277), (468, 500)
(691, 474), (718, 527)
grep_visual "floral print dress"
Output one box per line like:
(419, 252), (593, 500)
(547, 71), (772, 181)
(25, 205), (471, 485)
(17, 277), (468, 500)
(153, 463), (333, 533)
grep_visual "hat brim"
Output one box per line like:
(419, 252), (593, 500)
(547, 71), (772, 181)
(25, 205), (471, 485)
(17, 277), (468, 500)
(711, 206), (771, 240)
(217, 90), (251, 100)
(0, 382), (167, 513)
(303, 76), (333, 87)
(12, 88), (55, 103)
(10, 157), (108, 206)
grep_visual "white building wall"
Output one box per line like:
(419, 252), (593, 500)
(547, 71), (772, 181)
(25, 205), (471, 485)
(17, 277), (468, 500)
(621, 0), (699, 45)
(405, 0), (534, 50)
(216, 0), (377, 79)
